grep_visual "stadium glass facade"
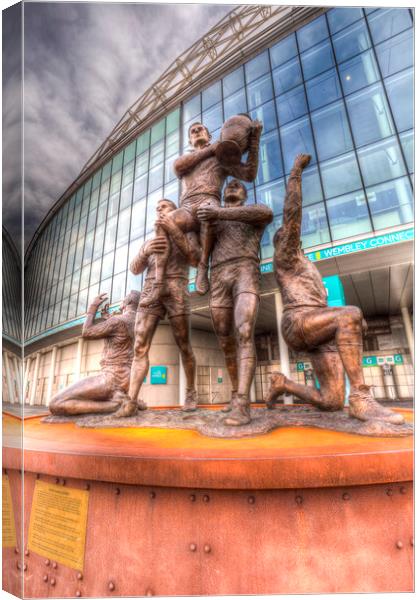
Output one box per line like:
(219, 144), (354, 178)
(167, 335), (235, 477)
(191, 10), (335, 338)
(20, 7), (413, 409)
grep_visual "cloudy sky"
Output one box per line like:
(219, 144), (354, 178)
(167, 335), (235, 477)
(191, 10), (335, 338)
(3, 1), (233, 252)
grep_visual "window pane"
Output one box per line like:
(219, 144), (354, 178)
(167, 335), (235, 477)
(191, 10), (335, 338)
(166, 131), (179, 158)
(384, 68), (413, 132)
(104, 215), (118, 249)
(116, 207), (131, 247)
(101, 252), (114, 281)
(280, 116), (315, 173)
(202, 102), (223, 134)
(375, 29), (413, 78)
(80, 264), (91, 290)
(135, 151), (149, 178)
(150, 141), (164, 167)
(272, 58), (302, 95)
(256, 131), (283, 185)
(255, 178), (285, 214)
(367, 8), (412, 45)
(123, 141), (136, 165)
(261, 212), (283, 260)
(276, 85), (307, 125)
(245, 50), (270, 83)
(357, 137), (407, 187)
(301, 40), (334, 80)
(202, 81), (222, 111)
(346, 83), (395, 147)
(183, 95), (201, 122)
(93, 224), (104, 260)
(311, 101), (353, 161)
(301, 166), (323, 207)
(148, 163), (164, 193)
(114, 244), (128, 275)
(133, 174), (147, 202)
(223, 67), (244, 97)
(301, 202), (330, 248)
(326, 190), (371, 240)
(366, 176), (413, 229)
(223, 88), (247, 119)
(332, 20), (371, 64)
(250, 100), (277, 133)
(120, 183), (133, 210)
(90, 259), (101, 285)
(270, 34), (297, 68)
(327, 7), (363, 34)
(130, 199), (146, 240)
(166, 108), (180, 134)
(165, 156), (177, 184)
(111, 272), (126, 304)
(136, 130), (150, 155)
(146, 190), (162, 233)
(111, 151), (123, 175)
(320, 152), (362, 198)
(246, 74), (273, 110)
(399, 130), (413, 173)
(151, 119), (165, 144)
(297, 15), (328, 52)
(339, 50), (380, 95)
(306, 68), (341, 111)
(164, 179), (179, 204)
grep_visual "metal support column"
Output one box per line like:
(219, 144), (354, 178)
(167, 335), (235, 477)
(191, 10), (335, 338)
(274, 291), (293, 405)
(401, 306), (414, 363)
(46, 345), (58, 406)
(29, 352), (41, 406)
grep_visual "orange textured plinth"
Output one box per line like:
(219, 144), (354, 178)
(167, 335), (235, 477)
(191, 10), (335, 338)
(2, 410), (414, 596)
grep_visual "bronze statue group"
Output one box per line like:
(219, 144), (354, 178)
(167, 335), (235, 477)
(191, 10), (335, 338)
(49, 115), (405, 428)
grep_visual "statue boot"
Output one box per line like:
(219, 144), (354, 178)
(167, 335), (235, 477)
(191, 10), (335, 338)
(349, 384), (404, 424)
(139, 282), (164, 308)
(182, 389), (198, 412)
(265, 372), (286, 409)
(195, 262), (210, 295)
(224, 394), (251, 426)
(114, 395), (139, 418)
(221, 392), (238, 413)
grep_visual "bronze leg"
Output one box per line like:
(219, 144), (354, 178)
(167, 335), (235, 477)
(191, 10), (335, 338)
(233, 292), (259, 400)
(128, 312), (160, 402)
(49, 374), (118, 416)
(195, 221), (216, 295)
(211, 306), (238, 394)
(170, 314), (196, 391)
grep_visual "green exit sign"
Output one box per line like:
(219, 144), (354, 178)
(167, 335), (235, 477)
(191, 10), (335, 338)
(150, 366), (167, 384)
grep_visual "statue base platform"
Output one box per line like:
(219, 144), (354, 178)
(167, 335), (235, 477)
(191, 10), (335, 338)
(3, 408), (413, 596)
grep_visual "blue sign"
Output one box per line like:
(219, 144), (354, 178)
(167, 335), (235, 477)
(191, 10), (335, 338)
(323, 275), (346, 307)
(150, 366), (167, 384)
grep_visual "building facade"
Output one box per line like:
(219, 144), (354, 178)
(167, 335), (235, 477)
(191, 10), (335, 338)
(22, 6), (414, 408)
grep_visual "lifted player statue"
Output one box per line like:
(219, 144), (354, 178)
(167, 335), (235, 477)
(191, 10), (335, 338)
(197, 179), (273, 426)
(265, 154), (405, 427)
(49, 291), (140, 415)
(139, 115), (262, 307)
(115, 198), (201, 417)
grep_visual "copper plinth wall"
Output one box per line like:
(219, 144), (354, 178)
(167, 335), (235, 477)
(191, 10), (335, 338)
(3, 411), (414, 596)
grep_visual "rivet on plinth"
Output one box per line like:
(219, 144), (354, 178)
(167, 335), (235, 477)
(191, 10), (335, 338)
(76, 591), (82, 597)
(77, 572), (83, 580)
(295, 495), (303, 505)
(400, 486), (406, 494)
(203, 495), (210, 503)
(342, 493), (350, 501)
(108, 581), (115, 591)
(115, 488), (120, 495)
(386, 488), (393, 496)
(150, 491), (156, 499)
(50, 578), (56, 586)
(396, 541), (403, 549)
(43, 575), (48, 582)
(145, 588), (154, 597)
(203, 544), (211, 553)
(189, 494), (196, 502)
(248, 496), (255, 504)
(189, 543), (197, 552)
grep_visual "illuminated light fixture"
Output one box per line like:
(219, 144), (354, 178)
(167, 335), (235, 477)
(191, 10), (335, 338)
(345, 75), (351, 81)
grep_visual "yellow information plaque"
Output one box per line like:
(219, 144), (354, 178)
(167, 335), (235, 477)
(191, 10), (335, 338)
(28, 480), (89, 571)
(2, 474), (17, 548)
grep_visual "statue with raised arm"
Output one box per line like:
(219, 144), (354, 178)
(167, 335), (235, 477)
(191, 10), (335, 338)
(265, 154), (405, 427)
(49, 290), (140, 416)
(197, 179), (273, 426)
(139, 115), (262, 307)
(115, 198), (201, 417)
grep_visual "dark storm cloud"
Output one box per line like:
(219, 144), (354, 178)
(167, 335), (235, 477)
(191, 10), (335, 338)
(22, 2), (232, 249)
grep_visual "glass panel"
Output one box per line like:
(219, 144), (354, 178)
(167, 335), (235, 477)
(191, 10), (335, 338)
(123, 141), (136, 164)
(384, 68), (413, 132)
(246, 74), (273, 110)
(183, 95), (201, 122)
(71, 270), (81, 295)
(223, 88), (247, 119)
(133, 174), (148, 202)
(301, 39), (334, 80)
(366, 176), (413, 229)
(272, 58), (302, 95)
(320, 152), (362, 198)
(136, 130), (150, 155)
(346, 83), (395, 147)
(327, 7), (363, 34)
(339, 49), (380, 95)
(116, 206), (131, 247)
(202, 102), (223, 134)
(151, 119), (165, 144)
(165, 156), (177, 184)
(120, 183), (133, 210)
(297, 15), (328, 52)
(276, 84), (307, 125)
(107, 194), (120, 219)
(280, 116), (315, 173)
(93, 224), (105, 260)
(114, 244), (128, 274)
(255, 178), (285, 214)
(245, 50), (270, 83)
(250, 100), (277, 133)
(223, 67), (244, 97)
(166, 108), (180, 134)
(101, 252), (115, 281)
(375, 29), (413, 78)
(135, 151), (149, 177)
(311, 101), (353, 161)
(301, 166), (323, 206)
(332, 20), (371, 63)
(326, 190), (371, 240)
(148, 163), (164, 193)
(111, 151), (123, 175)
(111, 272), (126, 304)
(202, 81), (222, 110)
(146, 189), (162, 233)
(92, 170), (101, 190)
(256, 130), (283, 186)
(166, 130), (179, 157)
(164, 179), (179, 204)
(150, 141), (164, 167)
(130, 199), (146, 240)
(270, 34), (297, 68)
(87, 283), (100, 306)
(399, 130), (413, 172)
(357, 137), (407, 187)
(104, 215), (118, 249)
(301, 202), (330, 248)
(80, 264), (91, 290)
(367, 8), (412, 45)
(99, 277), (112, 297)
(90, 259), (101, 285)
(306, 68), (341, 111)
(68, 294), (78, 320)
(83, 231), (94, 265)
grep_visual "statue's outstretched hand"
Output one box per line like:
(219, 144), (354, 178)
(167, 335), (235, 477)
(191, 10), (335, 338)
(251, 119), (263, 137)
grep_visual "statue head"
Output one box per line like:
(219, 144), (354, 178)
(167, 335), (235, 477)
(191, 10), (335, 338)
(223, 179), (247, 207)
(188, 122), (211, 148)
(121, 290), (141, 313)
(156, 198), (177, 217)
